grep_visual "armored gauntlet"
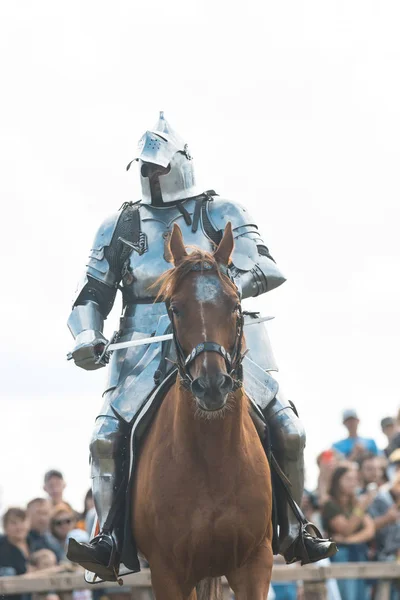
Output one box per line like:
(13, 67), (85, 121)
(68, 301), (109, 371)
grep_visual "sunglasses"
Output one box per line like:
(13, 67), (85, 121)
(53, 518), (72, 526)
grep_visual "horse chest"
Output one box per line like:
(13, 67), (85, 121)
(165, 489), (270, 576)
(141, 446), (271, 573)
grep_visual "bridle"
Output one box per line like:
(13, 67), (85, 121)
(166, 261), (245, 392)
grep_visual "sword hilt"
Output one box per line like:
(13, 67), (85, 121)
(95, 330), (120, 365)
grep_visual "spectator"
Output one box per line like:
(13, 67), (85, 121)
(43, 470), (67, 506)
(386, 411), (400, 460)
(316, 449), (341, 506)
(85, 506), (96, 536)
(50, 504), (77, 561)
(322, 466), (375, 600)
(368, 471), (400, 599)
(76, 490), (94, 531)
(26, 498), (63, 561)
(302, 478), (342, 600)
(302, 489), (318, 522)
(358, 454), (382, 493)
(387, 449), (400, 482)
(368, 471), (400, 560)
(332, 409), (379, 460)
(381, 417), (397, 457)
(0, 508), (31, 600)
(29, 548), (58, 570)
(0, 508), (30, 575)
(29, 550), (62, 600)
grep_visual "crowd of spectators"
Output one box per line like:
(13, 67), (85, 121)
(2, 410), (400, 600)
(287, 407), (400, 600)
(0, 470), (94, 600)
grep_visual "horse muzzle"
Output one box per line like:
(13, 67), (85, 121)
(191, 373), (233, 411)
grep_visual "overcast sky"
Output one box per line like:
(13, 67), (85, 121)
(0, 0), (399, 513)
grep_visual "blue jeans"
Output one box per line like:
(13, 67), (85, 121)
(272, 583), (297, 600)
(331, 543), (368, 600)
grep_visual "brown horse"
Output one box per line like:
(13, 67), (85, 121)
(133, 222), (273, 600)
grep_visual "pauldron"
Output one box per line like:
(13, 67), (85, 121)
(207, 198), (286, 298)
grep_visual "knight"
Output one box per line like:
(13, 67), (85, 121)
(67, 113), (336, 580)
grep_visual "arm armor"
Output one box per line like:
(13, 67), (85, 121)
(68, 210), (126, 338)
(67, 300), (104, 340)
(207, 198), (286, 299)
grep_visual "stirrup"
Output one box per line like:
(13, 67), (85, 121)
(93, 532), (118, 561)
(284, 522), (338, 566)
(67, 531), (120, 582)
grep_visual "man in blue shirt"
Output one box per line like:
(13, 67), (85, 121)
(332, 409), (379, 459)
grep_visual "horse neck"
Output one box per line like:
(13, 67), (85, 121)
(172, 384), (249, 463)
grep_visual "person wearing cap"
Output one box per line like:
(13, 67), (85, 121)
(332, 409), (379, 460)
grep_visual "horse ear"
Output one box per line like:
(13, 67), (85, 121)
(169, 223), (188, 266)
(214, 222), (234, 266)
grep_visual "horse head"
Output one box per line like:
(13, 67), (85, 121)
(158, 222), (244, 414)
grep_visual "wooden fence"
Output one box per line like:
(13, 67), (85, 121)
(1, 563), (400, 600)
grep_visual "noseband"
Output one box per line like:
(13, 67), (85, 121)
(166, 262), (245, 392)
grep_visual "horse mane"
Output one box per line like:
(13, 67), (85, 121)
(154, 249), (237, 302)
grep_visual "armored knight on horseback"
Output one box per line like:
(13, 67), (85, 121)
(67, 113), (336, 581)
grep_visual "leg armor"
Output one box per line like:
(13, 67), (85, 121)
(67, 405), (129, 581)
(90, 413), (129, 531)
(263, 392), (305, 551)
(262, 391), (337, 564)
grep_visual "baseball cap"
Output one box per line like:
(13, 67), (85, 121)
(342, 409), (359, 423)
(381, 417), (395, 429)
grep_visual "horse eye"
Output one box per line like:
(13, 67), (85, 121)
(232, 303), (240, 313)
(171, 306), (180, 316)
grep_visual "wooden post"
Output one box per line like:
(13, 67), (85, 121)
(375, 580), (391, 600)
(303, 580), (327, 600)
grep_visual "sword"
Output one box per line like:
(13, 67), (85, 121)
(107, 315), (274, 351)
(67, 315), (274, 362)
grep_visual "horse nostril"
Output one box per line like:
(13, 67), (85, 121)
(191, 377), (206, 399)
(217, 373), (233, 394)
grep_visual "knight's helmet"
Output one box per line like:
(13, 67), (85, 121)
(127, 112), (198, 204)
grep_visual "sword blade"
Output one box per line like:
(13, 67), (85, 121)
(108, 332), (173, 351)
(107, 315), (274, 351)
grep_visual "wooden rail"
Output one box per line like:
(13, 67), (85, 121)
(1, 563), (399, 600)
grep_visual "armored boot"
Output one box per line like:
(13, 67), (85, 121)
(263, 394), (337, 565)
(67, 415), (128, 581)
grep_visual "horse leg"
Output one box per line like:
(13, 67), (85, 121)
(149, 559), (196, 600)
(225, 541), (273, 600)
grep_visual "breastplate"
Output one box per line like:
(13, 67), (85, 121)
(122, 200), (214, 303)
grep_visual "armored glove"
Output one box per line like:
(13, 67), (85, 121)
(70, 329), (109, 371)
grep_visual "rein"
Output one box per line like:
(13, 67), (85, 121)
(166, 262), (245, 392)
